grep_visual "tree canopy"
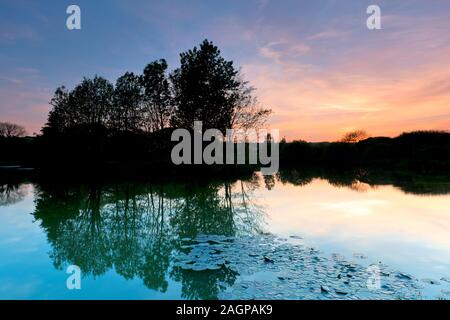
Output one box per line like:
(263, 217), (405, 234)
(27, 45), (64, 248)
(44, 39), (270, 137)
(142, 59), (172, 132)
(111, 72), (143, 133)
(45, 76), (114, 135)
(340, 130), (369, 143)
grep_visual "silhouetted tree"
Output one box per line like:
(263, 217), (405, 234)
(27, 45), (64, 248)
(44, 76), (114, 134)
(230, 75), (271, 130)
(170, 39), (270, 132)
(111, 72), (144, 132)
(142, 59), (172, 132)
(340, 130), (369, 143)
(44, 86), (70, 134)
(70, 76), (114, 128)
(0, 122), (26, 138)
(43, 40), (270, 142)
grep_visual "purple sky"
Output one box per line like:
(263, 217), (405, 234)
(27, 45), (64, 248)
(1, 0), (449, 141)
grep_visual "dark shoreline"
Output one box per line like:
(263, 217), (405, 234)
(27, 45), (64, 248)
(2, 165), (450, 197)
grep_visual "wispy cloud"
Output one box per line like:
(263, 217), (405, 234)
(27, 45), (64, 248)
(308, 29), (349, 40)
(259, 41), (310, 61)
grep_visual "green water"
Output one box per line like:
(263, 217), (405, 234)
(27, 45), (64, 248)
(1, 170), (450, 299)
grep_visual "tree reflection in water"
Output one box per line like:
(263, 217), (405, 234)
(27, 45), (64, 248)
(15, 168), (450, 299)
(0, 183), (28, 206)
(31, 175), (266, 299)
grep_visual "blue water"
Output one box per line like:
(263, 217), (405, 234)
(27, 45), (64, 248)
(1, 173), (449, 299)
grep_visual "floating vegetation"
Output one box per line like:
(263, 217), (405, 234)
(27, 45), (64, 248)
(421, 278), (441, 285)
(173, 234), (428, 300)
(353, 253), (368, 259)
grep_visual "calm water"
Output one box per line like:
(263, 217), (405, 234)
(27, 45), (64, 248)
(1, 170), (450, 299)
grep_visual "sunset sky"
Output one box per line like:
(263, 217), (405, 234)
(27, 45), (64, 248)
(1, 0), (449, 141)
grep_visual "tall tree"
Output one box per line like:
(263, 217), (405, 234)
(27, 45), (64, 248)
(142, 59), (172, 132)
(111, 72), (144, 132)
(44, 76), (114, 134)
(170, 39), (270, 133)
(73, 76), (114, 128)
(45, 86), (71, 134)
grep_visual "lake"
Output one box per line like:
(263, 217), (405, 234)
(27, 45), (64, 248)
(1, 169), (450, 299)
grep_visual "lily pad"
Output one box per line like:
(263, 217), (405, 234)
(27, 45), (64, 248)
(421, 278), (441, 285)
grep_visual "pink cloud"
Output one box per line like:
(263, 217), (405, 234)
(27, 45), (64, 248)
(239, 10), (450, 141)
